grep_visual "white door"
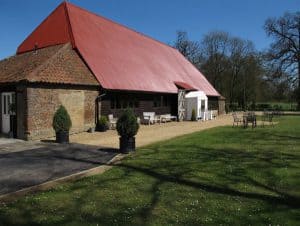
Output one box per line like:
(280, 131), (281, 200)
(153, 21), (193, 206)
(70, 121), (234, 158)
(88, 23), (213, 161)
(1, 92), (13, 134)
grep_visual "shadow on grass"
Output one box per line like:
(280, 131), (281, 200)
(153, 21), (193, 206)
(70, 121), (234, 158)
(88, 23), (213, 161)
(115, 163), (300, 209)
(0, 118), (299, 225)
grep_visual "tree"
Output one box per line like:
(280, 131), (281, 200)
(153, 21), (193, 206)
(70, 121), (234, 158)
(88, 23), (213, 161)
(173, 30), (264, 110)
(174, 31), (201, 65)
(200, 31), (229, 91)
(200, 31), (260, 109)
(264, 12), (300, 109)
(227, 38), (255, 108)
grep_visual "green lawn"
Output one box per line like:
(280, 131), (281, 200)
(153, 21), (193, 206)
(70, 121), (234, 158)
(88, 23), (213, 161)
(0, 116), (300, 226)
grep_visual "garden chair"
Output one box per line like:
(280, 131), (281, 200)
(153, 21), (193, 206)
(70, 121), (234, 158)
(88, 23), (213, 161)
(161, 114), (177, 122)
(232, 112), (242, 127)
(142, 112), (155, 125)
(262, 112), (274, 127)
(108, 114), (117, 129)
(160, 114), (172, 123)
(244, 111), (257, 128)
(154, 115), (161, 124)
(212, 110), (218, 119)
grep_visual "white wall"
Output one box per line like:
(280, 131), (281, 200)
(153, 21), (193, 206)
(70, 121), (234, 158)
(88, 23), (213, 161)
(185, 97), (198, 120)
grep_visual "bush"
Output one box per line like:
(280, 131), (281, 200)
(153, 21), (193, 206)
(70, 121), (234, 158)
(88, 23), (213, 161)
(191, 108), (196, 121)
(52, 105), (72, 132)
(97, 116), (109, 131)
(256, 103), (271, 111)
(116, 109), (139, 138)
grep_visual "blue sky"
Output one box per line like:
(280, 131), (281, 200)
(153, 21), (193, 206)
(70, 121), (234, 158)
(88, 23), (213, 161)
(0, 0), (298, 60)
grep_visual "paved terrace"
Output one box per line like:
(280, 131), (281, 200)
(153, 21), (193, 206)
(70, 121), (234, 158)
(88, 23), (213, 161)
(71, 114), (233, 148)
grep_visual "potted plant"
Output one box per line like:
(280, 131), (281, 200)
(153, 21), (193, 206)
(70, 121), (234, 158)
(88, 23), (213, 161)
(97, 116), (109, 132)
(116, 109), (139, 153)
(52, 105), (72, 144)
(191, 108), (197, 121)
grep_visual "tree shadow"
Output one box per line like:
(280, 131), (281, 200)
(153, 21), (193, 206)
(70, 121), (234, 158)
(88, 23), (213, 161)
(115, 163), (300, 209)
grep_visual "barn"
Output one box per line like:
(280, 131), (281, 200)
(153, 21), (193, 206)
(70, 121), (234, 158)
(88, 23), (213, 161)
(0, 2), (224, 140)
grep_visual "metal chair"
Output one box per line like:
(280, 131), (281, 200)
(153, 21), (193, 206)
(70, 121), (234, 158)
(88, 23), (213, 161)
(232, 112), (242, 127)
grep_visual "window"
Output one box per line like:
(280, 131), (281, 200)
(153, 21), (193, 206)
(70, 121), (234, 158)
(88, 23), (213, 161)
(122, 100), (128, 109)
(116, 98), (121, 109)
(153, 96), (162, 107)
(163, 96), (169, 106)
(201, 100), (205, 110)
(110, 94), (140, 109)
(129, 101), (134, 108)
(134, 99), (139, 108)
(111, 96), (115, 109)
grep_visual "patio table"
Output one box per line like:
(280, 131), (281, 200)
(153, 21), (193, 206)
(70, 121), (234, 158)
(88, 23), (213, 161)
(243, 112), (257, 128)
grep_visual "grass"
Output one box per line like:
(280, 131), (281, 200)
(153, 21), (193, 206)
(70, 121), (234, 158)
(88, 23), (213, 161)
(0, 116), (300, 226)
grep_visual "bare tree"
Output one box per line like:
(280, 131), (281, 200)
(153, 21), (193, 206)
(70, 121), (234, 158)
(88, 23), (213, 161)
(228, 38), (255, 108)
(173, 30), (264, 110)
(264, 11), (300, 109)
(174, 31), (201, 65)
(200, 31), (230, 92)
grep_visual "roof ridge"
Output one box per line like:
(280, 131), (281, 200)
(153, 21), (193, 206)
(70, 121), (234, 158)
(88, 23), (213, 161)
(65, 2), (177, 51)
(27, 44), (70, 81)
(63, 2), (76, 48)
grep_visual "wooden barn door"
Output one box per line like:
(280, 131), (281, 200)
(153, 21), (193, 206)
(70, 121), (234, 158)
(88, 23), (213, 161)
(178, 89), (185, 121)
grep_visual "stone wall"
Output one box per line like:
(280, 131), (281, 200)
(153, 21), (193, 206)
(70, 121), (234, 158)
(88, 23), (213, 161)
(16, 85), (26, 139)
(218, 96), (226, 115)
(25, 86), (98, 140)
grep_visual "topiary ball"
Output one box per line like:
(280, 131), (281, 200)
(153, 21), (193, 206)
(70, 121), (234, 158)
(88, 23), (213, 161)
(116, 109), (139, 138)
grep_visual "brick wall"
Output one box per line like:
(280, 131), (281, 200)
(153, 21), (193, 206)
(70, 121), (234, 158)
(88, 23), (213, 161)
(25, 86), (98, 140)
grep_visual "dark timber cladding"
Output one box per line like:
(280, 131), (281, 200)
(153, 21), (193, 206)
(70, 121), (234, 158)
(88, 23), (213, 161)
(101, 91), (178, 118)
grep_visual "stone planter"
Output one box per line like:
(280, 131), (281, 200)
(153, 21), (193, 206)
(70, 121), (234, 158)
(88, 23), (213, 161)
(119, 136), (135, 153)
(55, 131), (69, 144)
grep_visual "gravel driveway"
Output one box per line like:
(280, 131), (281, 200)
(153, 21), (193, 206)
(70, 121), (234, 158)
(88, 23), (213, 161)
(70, 114), (233, 148)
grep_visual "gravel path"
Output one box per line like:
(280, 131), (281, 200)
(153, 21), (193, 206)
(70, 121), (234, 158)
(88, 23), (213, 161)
(71, 114), (233, 148)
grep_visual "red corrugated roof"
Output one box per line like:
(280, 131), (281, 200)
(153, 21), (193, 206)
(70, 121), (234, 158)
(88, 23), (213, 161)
(174, 81), (197, 91)
(17, 2), (220, 96)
